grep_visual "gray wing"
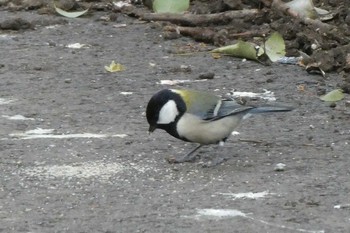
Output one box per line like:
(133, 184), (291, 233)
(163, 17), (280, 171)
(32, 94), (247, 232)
(209, 101), (294, 121)
(205, 99), (253, 121)
(190, 96), (292, 121)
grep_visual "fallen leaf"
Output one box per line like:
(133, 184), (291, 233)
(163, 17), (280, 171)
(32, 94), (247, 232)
(259, 32), (286, 62)
(297, 84), (306, 92)
(153, 0), (189, 13)
(211, 40), (258, 61)
(54, 3), (89, 18)
(211, 53), (221, 59)
(320, 89), (345, 102)
(105, 61), (125, 72)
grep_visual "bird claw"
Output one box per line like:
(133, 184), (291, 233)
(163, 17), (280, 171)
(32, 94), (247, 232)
(166, 145), (202, 164)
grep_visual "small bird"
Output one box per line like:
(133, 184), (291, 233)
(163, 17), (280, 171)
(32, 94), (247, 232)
(146, 89), (293, 164)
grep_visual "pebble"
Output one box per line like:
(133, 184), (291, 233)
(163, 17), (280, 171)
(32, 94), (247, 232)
(345, 101), (350, 107)
(274, 163), (286, 171)
(198, 72), (215, 80)
(328, 102), (337, 108)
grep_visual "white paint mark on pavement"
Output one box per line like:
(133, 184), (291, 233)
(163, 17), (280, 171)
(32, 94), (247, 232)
(0, 34), (16, 39)
(218, 191), (274, 200)
(120, 92), (133, 95)
(253, 217), (325, 233)
(193, 209), (324, 233)
(157, 79), (207, 85)
(22, 160), (148, 182)
(9, 128), (128, 140)
(334, 203), (350, 209)
(66, 43), (90, 49)
(196, 209), (246, 219)
(0, 98), (15, 105)
(2, 115), (35, 120)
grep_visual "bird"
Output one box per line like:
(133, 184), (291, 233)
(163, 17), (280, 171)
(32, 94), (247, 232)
(146, 89), (293, 164)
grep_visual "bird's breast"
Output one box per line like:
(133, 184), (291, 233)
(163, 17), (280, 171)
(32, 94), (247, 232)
(176, 113), (242, 145)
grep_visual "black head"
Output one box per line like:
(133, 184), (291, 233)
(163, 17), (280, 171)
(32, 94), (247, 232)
(146, 89), (186, 133)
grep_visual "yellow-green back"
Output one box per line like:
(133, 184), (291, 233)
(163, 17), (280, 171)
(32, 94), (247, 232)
(171, 89), (220, 118)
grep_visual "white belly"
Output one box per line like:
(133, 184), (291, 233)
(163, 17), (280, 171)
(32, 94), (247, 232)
(176, 113), (242, 145)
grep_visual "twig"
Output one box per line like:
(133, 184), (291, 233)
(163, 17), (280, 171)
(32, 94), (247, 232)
(228, 29), (270, 39)
(238, 139), (264, 144)
(141, 9), (259, 26)
(164, 25), (217, 43)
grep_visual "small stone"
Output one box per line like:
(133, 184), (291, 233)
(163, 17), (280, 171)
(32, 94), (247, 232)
(64, 79), (72, 83)
(316, 87), (326, 96)
(198, 72), (215, 80)
(163, 31), (181, 40)
(0, 17), (32, 30)
(274, 163), (286, 171)
(180, 65), (191, 72)
(345, 101), (350, 108)
(328, 102), (336, 108)
(47, 41), (56, 46)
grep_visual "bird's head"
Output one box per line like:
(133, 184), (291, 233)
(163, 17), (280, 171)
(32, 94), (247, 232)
(146, 89), (186, 133)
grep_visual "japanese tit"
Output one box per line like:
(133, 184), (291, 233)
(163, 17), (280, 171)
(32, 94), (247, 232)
(146, 89), (293, 163)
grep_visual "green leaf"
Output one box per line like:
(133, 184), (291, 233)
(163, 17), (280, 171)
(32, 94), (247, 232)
(258, 32), (286, 62)
(54, 3), (89, 18)
(320, 89), (345, 102)
(153, 0), (189, 13)
(211, 41), (258, 61)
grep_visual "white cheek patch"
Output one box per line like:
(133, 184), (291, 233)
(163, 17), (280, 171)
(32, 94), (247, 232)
(157, 100), (179, 124)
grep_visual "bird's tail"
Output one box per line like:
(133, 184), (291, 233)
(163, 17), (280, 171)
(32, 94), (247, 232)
(249, 105), (294, 114)
(242, 105), (293, 120)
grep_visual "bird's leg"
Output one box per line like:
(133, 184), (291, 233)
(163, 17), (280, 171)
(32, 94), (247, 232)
(167, 144), (203, 163)
(202, 140), (230, 167)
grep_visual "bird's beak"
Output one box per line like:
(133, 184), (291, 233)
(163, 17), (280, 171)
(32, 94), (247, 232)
(148, 125), (156, 134)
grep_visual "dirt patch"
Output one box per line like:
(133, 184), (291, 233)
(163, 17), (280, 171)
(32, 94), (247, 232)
(0, 1), (350, 232)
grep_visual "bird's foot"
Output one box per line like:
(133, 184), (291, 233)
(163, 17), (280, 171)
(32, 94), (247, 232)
(166, 145), (203, 164)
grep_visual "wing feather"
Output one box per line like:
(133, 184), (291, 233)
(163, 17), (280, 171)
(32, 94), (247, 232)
(172, 90), (254, 121)
(207, 100), (253, 121)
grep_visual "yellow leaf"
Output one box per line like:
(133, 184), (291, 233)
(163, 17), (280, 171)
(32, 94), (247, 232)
(211, 53), (221, 59)
(104, 61), (125, 72)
